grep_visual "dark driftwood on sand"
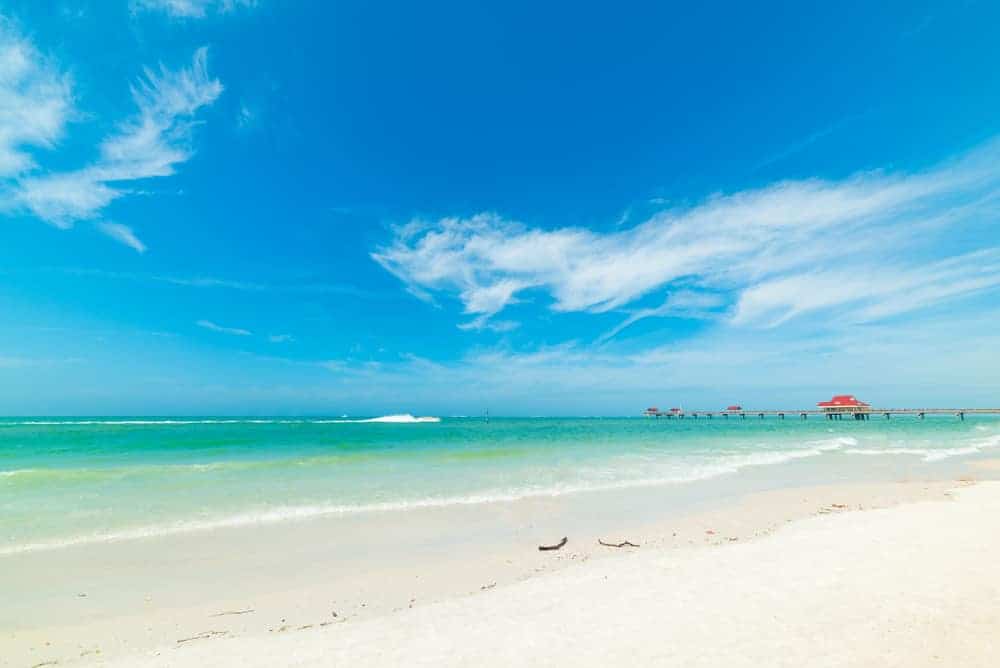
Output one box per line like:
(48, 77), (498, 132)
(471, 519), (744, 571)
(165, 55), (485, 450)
(177, 630), (228, 644)
(598, 539), (640, 548)
(538, 537), (568, 551)
(210, 608), (255, 617)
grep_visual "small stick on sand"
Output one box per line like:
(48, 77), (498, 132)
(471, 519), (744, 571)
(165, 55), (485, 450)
(598, 539), (640, 548)
(209, 608), (255, 617)
(539, 537), (568, 551)
(177, 630), (228, 644)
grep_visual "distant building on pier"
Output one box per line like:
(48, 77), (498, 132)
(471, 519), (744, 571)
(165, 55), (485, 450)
(817, 394), (870, 417)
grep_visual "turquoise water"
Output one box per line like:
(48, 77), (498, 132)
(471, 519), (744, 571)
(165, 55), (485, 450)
(2, 415), (999, 554)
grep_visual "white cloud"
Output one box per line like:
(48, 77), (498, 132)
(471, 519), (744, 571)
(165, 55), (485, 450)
(268, 334), (294, 343)
(0, 18), (74, 177)
(16, 172), (118, 228)
(131, 0), (257, 19)
(731, 249), (1000, 327)
(1, 31), (221, 245)
(373, 139), (1000, 332)
(197, 319), (252, 336)
(97, 222), (147, 253)
(598, 290), (726, 342)
(457, 317), (520, 333)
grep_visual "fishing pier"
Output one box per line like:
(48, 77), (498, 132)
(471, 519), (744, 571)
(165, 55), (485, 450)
(643, 395), (1000, 421)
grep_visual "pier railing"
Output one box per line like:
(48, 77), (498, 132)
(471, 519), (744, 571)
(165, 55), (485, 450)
(643, 408), (1000, 420)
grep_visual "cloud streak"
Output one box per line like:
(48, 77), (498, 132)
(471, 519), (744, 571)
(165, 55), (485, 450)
(37, 267), (374, 298)
(196, 319), (252, 336)
(131, 0), (257, 19)
(96, 222), (147, 253)
(373, 139), (1000, 333)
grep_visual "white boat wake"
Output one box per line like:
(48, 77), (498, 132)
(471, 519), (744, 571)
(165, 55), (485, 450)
(362, 414), (440, 423)
(314, 414), (441, 424)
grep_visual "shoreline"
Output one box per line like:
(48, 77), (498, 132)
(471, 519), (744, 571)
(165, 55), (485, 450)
(7, 427), (997, 559)
(5, 453), (1000, 667)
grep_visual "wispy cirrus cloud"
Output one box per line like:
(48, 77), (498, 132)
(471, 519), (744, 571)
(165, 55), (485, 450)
(731, 249), (1000, 327)
(96, 222), (147, 253)
(34, 267), (374, 298)
(597, 290), (726, 343)
(753, 112), (867, 171)
(196, 319), (252, 336)
(0, 355), (83, 369)
(0, 21), (221, 251)
(13, 48), (222, 229)
(373, 139), (1000, 333)
(131, 0), (257, 19)
(0, 17), (74, 177)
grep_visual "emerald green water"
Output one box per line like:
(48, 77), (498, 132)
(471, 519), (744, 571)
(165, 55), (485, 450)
(2, 416), (998, 554)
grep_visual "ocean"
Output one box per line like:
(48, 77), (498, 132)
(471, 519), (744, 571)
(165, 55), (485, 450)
(2, 415), (998, 555)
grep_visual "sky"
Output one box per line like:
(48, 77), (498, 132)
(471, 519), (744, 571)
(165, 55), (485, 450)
(1, 0), (999, 415)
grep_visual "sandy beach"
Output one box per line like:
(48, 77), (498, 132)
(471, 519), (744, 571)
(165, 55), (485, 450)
(6, 1), (1000, 664)
(4, 456), (1000, 667)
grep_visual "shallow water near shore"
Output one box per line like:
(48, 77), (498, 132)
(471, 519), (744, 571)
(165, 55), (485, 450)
(2, 415), (999, 555)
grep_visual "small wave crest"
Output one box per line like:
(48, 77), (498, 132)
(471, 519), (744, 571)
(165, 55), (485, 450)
(2, 415), (441, 427)
(2, 419), (300, 426)
(844, 434), (1000, 462)
(0, 468), (38, 478)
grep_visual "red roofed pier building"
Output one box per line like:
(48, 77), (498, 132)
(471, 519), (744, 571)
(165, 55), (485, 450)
(817, 394), (871, 420)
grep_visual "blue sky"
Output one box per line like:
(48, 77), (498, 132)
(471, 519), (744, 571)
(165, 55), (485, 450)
(1, 1), (999, 415)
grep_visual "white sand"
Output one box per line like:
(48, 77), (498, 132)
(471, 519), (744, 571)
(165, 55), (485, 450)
(85, 481), (1000, 667)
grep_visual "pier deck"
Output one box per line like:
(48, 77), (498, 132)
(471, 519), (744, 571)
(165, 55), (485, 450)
(644, 408), (1000, 420)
